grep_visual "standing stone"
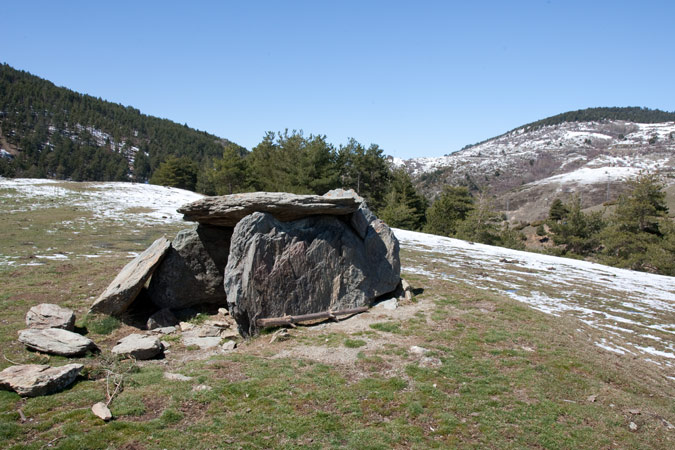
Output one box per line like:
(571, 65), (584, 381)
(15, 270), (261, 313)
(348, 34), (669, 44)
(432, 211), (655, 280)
(0, 364), (83, 397)
(178, 192), (360, 227)
(148, 225), (232, 309)
(18, 328), (96, 356)
(26, 304), (76, 330)
(90, 237), (171, 315)
(111, 334), (163, 360)
(224, 212), (400, 336)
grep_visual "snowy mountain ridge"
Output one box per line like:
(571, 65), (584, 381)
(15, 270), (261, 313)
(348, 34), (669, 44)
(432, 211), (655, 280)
(396, 119), (675, 221)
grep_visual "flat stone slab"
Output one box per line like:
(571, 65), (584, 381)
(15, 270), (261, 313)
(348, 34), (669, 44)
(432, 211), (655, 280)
(0, 364), (83, 397)
(112, 334), (163, 360)
(26, 303), (76, 330)
(177, 192), (360, 227)
(90, 237), (171, 315)
(18, 328), (96, 356)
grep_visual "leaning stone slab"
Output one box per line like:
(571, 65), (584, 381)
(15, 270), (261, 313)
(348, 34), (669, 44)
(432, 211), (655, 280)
(0, 364), (83, 397)
(112, 334), (163, 360)
(148, 225), (232, 310)
(18, 328), (96, 356)
(90, 237), (171, 316)
(26, 303), (76, 330)
(224, 212), (400, 336)
(178, 192), (360, 227)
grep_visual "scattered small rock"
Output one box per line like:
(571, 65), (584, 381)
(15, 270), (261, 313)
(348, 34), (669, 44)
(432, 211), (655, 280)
(0, 364), (83, 397)
(25, 303), (76, 330)
(587, 394), (597, 403)
(92, 402), (113, 421)
(221, 340), (237, 351)
(146, 308), (178, 330)
(192, 384), (212, 392)
(374, 298), (398, 310)
(409, 345), (429, 355)
(179, 322), (194, 332)
(18, 328), (96, 356)
(164, 372), (193, 382)
(152, 326), (177, 335)
(195, 325), (223, 338)
(627, 408), (641, 415)
(218, 308), (229, 316)
(419, 357), (442, 368)
(111, 334), (163, 360)
(182, 336), (222, 349)
(629, 421), (638, 432)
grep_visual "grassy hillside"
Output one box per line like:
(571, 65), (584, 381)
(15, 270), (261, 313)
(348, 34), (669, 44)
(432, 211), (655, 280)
(0, 180), (673, 449)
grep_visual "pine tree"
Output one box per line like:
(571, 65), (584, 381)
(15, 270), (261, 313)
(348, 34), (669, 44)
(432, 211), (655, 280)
(424, 186), (474, 237)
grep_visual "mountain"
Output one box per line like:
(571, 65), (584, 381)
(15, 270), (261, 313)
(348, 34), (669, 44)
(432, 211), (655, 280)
(395, 107), (675, 223)
(0, 63), (243, 182)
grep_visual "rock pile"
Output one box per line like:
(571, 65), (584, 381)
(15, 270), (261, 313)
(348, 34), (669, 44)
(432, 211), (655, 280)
(91, 189), (401, 336)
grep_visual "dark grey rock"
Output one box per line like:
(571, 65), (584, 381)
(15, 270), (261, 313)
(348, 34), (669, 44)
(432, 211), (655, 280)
(90, 237), (171, 315)
(224, 212), (400, 336)
(18, 328), (96, 356)
(146, 308), (179, 330)
(0, 364), (83, 397)
(111, 334), (163, 360)
(148, 225), (232, 309)
(323, 188), (376, 239)
(25, 303), (76, 330)
(178, 192), (360, 227)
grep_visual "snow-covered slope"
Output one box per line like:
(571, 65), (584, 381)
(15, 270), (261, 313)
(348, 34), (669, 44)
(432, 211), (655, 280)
(395, 228), (675, 372)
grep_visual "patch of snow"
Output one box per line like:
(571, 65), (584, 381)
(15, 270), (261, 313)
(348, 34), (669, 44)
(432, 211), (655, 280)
(395, 227), (675, 368)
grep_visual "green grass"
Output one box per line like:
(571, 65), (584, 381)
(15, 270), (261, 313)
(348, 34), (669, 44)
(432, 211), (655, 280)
(1, 182), (673, 449)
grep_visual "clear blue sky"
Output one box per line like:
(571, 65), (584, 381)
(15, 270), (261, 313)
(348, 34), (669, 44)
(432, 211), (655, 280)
(3, 1), (674, 159)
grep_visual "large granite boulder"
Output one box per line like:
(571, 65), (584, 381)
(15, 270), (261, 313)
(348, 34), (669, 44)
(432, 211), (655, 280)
(26, 303), (76, 330)
(18, 328), (96, 356)
(178, 192), (360, 227)
(0, 364), (83, 397)
(148, 225), (232, 309)
(224, 211), (400, 336)
(90, 237), (171, 315)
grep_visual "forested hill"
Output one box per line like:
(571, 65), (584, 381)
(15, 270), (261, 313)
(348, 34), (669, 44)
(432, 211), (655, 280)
(0, 63), (243, 181)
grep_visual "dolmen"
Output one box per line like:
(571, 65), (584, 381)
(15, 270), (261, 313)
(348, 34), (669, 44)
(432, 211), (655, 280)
(90, 189), (401, 337)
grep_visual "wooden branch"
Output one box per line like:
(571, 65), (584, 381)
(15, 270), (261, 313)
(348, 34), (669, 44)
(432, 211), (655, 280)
(256, 306), (369, 328)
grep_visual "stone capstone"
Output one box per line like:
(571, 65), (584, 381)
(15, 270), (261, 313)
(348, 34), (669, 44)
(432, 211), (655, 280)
(25, 303), (76, 330)
(224, 211), (400, 336)
(0, 364), (83, 397)
(111, 334), (163, 360)
(148, 225), (232, 309)
(178, 191), (360, 227)
(18, 328), (96, 356)
(90, 237), (171, 315)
